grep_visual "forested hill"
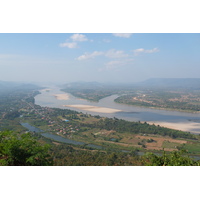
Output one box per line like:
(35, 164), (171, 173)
(0, 80), (42, 94)
(138, 78), (200, 89)
(62, 78), (200, 91)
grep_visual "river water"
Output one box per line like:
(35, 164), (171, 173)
(20, 122), (103, 149)
(34, 87), (200, 134)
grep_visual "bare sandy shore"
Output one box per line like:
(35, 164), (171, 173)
(53, 94), (70, 100)
(63, 104), (122, 113)
(148, 121), (200, 134)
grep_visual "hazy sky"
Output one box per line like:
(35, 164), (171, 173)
(0, 33), (200, 84)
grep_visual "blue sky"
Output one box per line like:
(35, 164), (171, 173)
(0, 33), (200, 84)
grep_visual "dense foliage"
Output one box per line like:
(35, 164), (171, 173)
(49, 143), (200, 166)
(61, 88), (115, 102)
(0, 131), (52, 166)
(87, 118), (196, 140)
(50, 144), (142, 166)
(142, 150), (200, 166)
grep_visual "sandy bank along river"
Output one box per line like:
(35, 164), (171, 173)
(63, 104), (122, 114)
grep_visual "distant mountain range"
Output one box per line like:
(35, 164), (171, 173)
(138, 78), (200, 89)
(2, 78), (200, 92)
(62, 81), (104, 89)
(62, 79), (200, 90)
(0, 80), (41, 93)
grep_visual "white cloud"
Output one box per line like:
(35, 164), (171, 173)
(134, 48), (145, 53)
(59, 42), (78, 48)
(77, 48), (132, 62)
(77, 49), (129, 60)
(105, 49), (129, 59)
(60, 34), (90, 49)
(133, 47), (159, 55)
(70, 34), (88, 42)
(112, 33), (133, 38)
(77, 51), (104, 60)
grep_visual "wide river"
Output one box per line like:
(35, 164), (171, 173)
(34, 87), (200, 134)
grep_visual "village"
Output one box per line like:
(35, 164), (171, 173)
(19, 102), (82, 138)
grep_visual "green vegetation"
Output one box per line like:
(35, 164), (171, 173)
(115, 89), (200, 112)
(1, 130), (199, 166)
(162, 141), (180, 149)
(5, 130), (199, 166)
(61, 88), (115, 102)
(0, 131), (52, 166)
(142, 150), (199, 166)
(61, 81), (129, 102)
(180, 142), (200, 154)
(50, 144), (142, 166)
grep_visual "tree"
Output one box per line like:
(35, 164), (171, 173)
(0, 131), (53, 166)
(142, 149), (200, 166)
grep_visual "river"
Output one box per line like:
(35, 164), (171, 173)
(34, 87), (200, 134)
(20, 122), (103, 149)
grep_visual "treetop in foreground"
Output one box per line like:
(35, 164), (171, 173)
(0, 131), (52, 166)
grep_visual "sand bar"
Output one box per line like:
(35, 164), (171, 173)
(63, 104), (122, 113)
(53, 94), (70, 100)
(148, 121), (200, 134)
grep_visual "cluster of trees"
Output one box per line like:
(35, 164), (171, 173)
(52, 107), (79, 116)
(0, 131), (53, 166)
(61, 88), (115, 102)
(4, 111), (20, 120)
(86, 118), (196, 140)
(50, 144), (142, 166)
(142, 150), (199, 166)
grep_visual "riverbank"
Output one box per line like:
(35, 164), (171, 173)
(63, 104), (122, 113)
(148, 121), (200, 134)
(114, 100), (200, 114)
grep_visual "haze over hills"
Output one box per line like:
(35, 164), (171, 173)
(138, 78), (200, 89)
(63, 81), (103, 90)
(2, 78), (200, 91)
(0, 80), (42, 93)
(61, 78), (200, 90)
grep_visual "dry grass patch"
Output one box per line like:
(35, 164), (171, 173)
(135, 135), (187, 151)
